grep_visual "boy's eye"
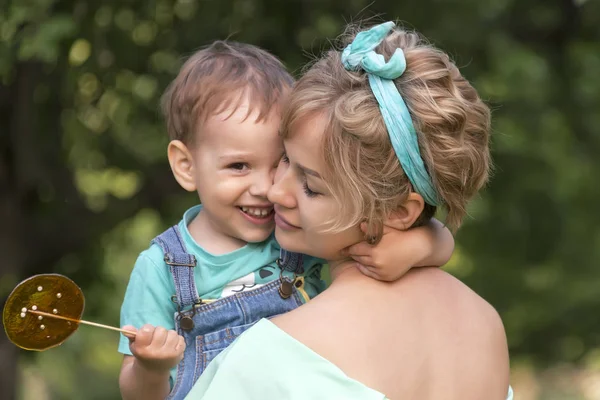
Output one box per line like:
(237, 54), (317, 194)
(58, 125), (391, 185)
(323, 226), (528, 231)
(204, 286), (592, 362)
(228, 163), (248, 171)
(281, 154), (289, 164)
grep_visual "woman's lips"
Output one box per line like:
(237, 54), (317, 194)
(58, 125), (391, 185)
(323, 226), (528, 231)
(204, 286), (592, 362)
(273, 209), (301, 230)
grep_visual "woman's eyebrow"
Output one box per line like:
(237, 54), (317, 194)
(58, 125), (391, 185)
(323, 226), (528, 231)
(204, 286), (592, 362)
(296, 163), (322, 179)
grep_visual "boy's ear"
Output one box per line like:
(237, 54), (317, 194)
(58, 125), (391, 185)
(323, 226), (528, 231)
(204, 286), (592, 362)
(168, 140), (197, 192)
(385, 193), (425, 231)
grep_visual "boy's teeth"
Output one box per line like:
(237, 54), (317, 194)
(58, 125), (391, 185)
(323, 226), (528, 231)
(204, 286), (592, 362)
(241, 207), (272, 217)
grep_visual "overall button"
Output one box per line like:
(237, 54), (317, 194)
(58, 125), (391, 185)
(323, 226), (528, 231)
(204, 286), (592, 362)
(180, 315), (194, 331)
(278, 279), (294, 299)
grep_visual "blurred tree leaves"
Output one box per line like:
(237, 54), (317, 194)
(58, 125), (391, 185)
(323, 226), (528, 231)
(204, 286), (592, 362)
(1, 0), (599, 398)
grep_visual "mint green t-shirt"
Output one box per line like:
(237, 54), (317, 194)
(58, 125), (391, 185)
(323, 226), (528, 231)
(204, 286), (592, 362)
(186, 319), (514, 400)
(186, 319), (388, 400)
(118, 205), (326, 384)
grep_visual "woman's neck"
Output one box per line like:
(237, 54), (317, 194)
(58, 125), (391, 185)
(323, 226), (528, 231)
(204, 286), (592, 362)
(328, 258), (363, 282)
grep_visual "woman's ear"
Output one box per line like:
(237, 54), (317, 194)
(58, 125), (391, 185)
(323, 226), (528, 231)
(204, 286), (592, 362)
(168, 140), (197, 192)
(385, 193), (425, 230)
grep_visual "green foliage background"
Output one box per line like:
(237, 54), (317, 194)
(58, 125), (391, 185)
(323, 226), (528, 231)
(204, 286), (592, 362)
(1, 0), (599, 399)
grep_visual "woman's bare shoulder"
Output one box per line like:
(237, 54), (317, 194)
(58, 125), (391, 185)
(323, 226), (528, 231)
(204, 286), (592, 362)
(389, 267), (506, 343)
(390, 267), (510, 396)
(274, 267), (510, 398)
(394, 267), (497, 311)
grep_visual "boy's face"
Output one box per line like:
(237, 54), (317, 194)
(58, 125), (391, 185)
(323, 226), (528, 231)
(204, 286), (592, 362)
(189, 100), (283, 248)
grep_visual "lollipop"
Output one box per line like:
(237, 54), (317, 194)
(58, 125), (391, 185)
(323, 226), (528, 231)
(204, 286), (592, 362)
(3, 274), (135, 351)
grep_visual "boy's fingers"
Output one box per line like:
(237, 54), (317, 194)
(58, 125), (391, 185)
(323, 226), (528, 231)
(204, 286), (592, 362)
(356, 263), (380, 280)
(121, 325), (137, 341)
(347, 242), (373, 257)
(135, 324), (156, 347)
(153, 326), (169, 347)
(350, 255), (373, 267)
(165, 330), (180, 348)
(176, 336), (186, 353)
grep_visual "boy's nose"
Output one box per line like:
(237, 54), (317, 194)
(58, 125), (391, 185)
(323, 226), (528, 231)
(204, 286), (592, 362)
(249, 171), (271, 197)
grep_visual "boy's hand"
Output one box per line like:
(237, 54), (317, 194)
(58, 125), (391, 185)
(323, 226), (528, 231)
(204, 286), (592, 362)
(344, 223), (413, 282)
(122, 324), (186, 373)
(344, 219), (454, 282)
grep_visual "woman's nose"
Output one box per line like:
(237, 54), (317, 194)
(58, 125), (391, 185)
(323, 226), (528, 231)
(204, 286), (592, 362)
(268, 163), (296, 209)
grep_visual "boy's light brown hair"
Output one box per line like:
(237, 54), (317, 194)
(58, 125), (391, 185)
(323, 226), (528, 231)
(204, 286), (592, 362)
(282, 24), (491, 240)
(161, 41), (294, 144)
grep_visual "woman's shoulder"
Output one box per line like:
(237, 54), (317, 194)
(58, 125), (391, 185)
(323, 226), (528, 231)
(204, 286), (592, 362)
(391, 267), (510, 397)
(312, 267), (510, 399)
(389, 267), (507, 354)
(269, 266), (510, 399)
(395, 267), (501, 318)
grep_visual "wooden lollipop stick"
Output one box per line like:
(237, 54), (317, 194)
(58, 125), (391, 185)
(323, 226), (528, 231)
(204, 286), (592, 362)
(27, 309), (137, 336)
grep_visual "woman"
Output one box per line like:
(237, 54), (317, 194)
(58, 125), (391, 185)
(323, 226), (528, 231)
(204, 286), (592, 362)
(186, 21), (512, 399)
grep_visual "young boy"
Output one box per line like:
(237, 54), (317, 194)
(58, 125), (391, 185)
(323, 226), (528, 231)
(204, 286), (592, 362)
(118, 41), (454, 400)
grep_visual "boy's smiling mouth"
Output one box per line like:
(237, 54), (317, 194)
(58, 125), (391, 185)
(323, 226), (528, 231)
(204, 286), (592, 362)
(239, 206), (275, 219)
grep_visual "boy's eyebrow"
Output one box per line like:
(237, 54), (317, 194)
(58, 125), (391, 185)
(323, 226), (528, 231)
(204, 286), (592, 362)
(296, 163), (322, 179)
(218, 152), (252, 161)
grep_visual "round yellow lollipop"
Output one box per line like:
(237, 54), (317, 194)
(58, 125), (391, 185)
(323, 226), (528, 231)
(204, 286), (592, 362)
(3, 274), (134, 351)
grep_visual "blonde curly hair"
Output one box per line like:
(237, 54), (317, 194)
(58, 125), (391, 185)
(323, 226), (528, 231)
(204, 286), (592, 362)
(282, 23), (491, 240)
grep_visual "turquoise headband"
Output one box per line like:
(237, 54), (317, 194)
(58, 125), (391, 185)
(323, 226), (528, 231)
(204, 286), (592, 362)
(341, 21), (440, 206)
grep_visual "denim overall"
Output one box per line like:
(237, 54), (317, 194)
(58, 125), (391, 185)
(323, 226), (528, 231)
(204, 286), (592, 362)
(152, 226), (306, 400)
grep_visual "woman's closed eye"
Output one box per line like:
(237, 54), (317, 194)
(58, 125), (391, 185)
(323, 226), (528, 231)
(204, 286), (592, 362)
(302, 179), (320, 198)
(281, 152), (321, 197)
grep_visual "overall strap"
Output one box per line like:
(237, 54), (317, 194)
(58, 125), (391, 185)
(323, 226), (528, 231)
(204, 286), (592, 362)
(152, 225), (201, 309)
(278, 248), (304, 275)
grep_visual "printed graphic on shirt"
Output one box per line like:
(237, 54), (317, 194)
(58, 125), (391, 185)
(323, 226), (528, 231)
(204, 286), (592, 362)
(220, 263), (282, 298)
(218, 257), (325, 301)
(221, 272), (266, 298)
(306, 263), (323, 282)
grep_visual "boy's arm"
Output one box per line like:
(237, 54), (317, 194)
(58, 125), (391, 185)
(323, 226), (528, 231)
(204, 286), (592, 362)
(345, 218), (454, 282)
(119, 249), (181, 399)
(414, 218), (454, 267)
(120, 326), (185, 400)
(120, 355), (171, 400)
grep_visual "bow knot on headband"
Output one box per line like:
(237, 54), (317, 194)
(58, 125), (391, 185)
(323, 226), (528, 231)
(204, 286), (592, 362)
(341, 21), (440, 206)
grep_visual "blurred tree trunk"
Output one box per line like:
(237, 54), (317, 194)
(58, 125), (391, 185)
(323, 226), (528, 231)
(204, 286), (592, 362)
(0, 223), (21, 400)
(0, 58), (179, 399)
(0, 61), (39, 400)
